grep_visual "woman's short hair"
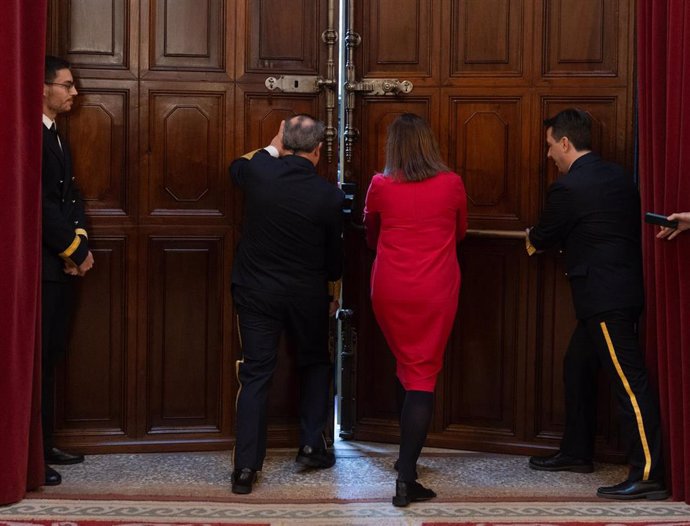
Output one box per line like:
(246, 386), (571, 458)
(384, 113), (448, 182)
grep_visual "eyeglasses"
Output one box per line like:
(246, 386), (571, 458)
(45, 82), (76, 90)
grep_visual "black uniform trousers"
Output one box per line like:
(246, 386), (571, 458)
(560, 309), (664, 482)
(41, 280), (75, 453)
(232, 285), (331, 471)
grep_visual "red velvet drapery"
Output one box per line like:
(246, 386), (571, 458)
(0, 0), (47, 505)
(638, 0), (690, 504)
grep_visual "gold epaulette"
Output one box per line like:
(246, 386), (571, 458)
(240, 149), (261, 160)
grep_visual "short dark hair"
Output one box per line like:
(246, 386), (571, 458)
(544, 108), (592, 151)
(283, 114), (325, 153)
(45, 55), (71, 83)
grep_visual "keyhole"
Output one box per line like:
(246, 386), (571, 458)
(294, 80), (299, 88)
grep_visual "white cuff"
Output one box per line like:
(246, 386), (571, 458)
(264, 145), (279, 158)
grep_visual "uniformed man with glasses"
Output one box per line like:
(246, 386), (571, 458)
(41, 56), (94, 487)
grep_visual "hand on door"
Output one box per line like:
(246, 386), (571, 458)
(270, 120), (288, 156)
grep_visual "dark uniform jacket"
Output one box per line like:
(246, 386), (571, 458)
(42, 123), (89, 282)
(529, 152), (644, 320)
(230, 149), (344, 298)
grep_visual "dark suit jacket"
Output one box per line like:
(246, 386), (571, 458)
(230, 149), (344, 298)
(529, 152), (644, 320)
(42, 123), (89, 282)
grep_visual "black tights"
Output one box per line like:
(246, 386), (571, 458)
(397, 388), (434, 482)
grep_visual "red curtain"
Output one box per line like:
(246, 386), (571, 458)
(0, 0), (47, 505)
(638, 0), (690, 504)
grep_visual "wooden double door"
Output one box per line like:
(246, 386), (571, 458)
(49, 0), (634, 461)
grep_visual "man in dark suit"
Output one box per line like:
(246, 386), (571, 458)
(525, 108), (667, 500)
(229, 115), (344, 494)
(41, 56), (94, 486)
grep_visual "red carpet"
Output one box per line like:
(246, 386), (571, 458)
(0, 523), (269, 526)
(423, 523), (690, 526)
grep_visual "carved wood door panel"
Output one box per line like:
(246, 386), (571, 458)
(344, 0), (634, 461)
(48, 0), (332, 452)
(48, 0), (634, 461)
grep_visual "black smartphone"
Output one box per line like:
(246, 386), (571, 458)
(645, 212), (679, 228)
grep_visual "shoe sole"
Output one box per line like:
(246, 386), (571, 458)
(597, 490), (670, 501)
(296, 456), (335, 469)
(231, 484), (252, 495)
(46, 458), (84, 465)
(231, 475), (256, 495)
(392, 496), (410, 507)
(529, 463), (593, 474)
(231, 472), (257, 494)
(392, 494), (435, 507)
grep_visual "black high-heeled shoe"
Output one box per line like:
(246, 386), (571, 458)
(392, 479), (436, 507)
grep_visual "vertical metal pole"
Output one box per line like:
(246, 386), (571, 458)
(321, 0), (337, 163)
(343, 0), (361, 163)
(336, 0), (357, 440)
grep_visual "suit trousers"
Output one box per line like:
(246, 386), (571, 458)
(560, 309), (664, 482)
(41, 280), (75, 452)
(232, 285), (331, 470)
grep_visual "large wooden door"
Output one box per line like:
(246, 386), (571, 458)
(344, 0), (634, 461)
(47, 0), (333, 453)
(48, 0), (635, 460)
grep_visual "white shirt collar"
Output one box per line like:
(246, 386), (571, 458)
(42, 114), (56, 129)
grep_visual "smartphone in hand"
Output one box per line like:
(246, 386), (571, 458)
(645, 212), (679, 229)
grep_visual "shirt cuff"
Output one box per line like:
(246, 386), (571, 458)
(264, 145), (279, 158)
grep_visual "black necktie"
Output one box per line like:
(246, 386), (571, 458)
(50, 123), (63, 152)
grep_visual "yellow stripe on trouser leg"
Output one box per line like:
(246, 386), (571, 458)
(234, 314), (244, 465)
(600, 321), (652, 480)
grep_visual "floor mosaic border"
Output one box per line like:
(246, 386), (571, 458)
(2, 499), (690, 525)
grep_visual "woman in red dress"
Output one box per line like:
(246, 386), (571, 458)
(364, 113), (468, 507)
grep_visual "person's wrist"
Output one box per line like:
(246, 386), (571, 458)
(264, 145), (279, 158)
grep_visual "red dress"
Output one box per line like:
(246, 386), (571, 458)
(364, 172), (468, 392)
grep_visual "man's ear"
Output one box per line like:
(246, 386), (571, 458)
(310, 143), (322, 165)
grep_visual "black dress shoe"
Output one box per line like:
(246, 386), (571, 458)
(597, 479), (669, 500)
(231, 467), (257, 494)
(392, 479), (436, 507)
(44, 466), (62, 486)
(295, 445), (335, 468)
(45, 447), (85, 465)
(529, 451), (593, 473)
